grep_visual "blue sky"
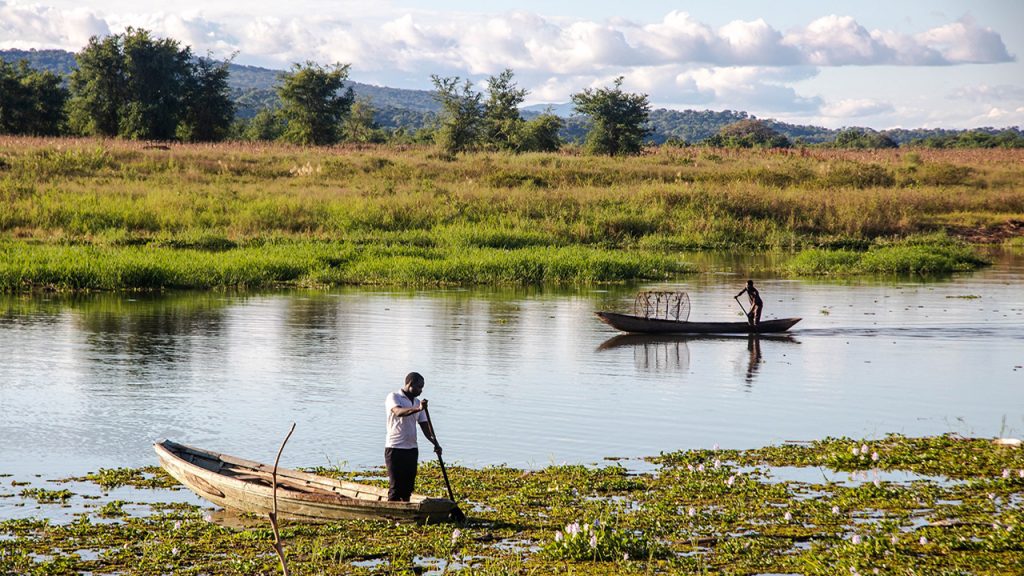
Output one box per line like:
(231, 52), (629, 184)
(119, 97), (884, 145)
(2, 0), (1021, 129)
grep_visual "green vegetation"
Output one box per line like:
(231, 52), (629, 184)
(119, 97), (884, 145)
(1, 139), (1018, 291)
(571, 77), (651, 156)
(0, 60), (67, 136)
(704, 118), (791, 149)
(67, 28), (234, 142)
(1, 435), (1021, 574)
(277, 62), (354, 146)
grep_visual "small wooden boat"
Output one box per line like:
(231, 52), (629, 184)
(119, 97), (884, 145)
(595, 311), (801, 334)
(154, 439), (457, 524)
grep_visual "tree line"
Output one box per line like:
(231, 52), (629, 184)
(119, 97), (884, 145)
(0, 29), (655, 155)
(2, 30), (1022, 152)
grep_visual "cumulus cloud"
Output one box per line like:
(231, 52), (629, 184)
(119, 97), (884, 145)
(0, 2), (108, 50)
(820, 99), (895, 118)
(950, 84), (1024, 102)
(1, 4), (1018, 123)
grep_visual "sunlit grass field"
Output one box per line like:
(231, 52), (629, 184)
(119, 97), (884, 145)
(2, 137), (1020, 290)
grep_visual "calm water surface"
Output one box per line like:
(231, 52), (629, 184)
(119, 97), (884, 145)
(2, 251), (1022, 485)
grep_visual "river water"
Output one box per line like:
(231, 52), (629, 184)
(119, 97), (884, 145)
(2, 251), (1022, 483)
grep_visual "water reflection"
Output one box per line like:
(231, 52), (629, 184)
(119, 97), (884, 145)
(597, 333), (798, 383)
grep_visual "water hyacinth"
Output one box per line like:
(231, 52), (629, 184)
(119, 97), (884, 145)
(832, 506), (841, 514)
(871, 452), (879, 462)
(452, 528), (461, 544)
(688, 507), (696, 517)
(784, 511), (793, 521)
(920, 536), (928, 545)
(861, 444), (869, 454)
(726, 475), (735, 487)
(852, 535), (862, 544)
(1002, 469), (1010, 479)
(542, 518), (664, 562)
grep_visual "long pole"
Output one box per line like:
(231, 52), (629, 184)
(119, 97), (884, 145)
(422, 406), (467, 523)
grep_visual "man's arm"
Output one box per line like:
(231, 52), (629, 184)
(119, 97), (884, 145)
(391, 405), (423, 418)
(418, 421), (442, 455)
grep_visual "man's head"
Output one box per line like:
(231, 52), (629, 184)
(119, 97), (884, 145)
(746, 280), (754, 287)
(403, 372), (425, 397)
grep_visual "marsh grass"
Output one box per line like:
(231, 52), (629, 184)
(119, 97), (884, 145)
(2, 137), (1019, 290)
(1, 435), (1020, 574)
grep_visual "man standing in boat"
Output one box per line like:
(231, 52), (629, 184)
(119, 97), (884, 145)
(737, 280), (763, 327)
(385, 372), (441, 501)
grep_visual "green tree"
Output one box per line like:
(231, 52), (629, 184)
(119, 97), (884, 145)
(518, 113), (563, 152)
(119, 29), (192, 140)
(239, 108), (286, 141)
(833, 128), (897, 149)
(342, 98), (386, 143)
(178, 56), (235, 142)
(0, 60), (68, 135)
(431, 75), (484, 156)
(68, 28), (216, 141)
(68, 34), (125, 136)
(705, 119), (791, 148)
(483, 69), (527, 151)
(277, 62), (354, 146)
(570, 77), (651, 155)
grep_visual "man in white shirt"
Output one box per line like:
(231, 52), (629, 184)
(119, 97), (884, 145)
(384, 372), (441, 501)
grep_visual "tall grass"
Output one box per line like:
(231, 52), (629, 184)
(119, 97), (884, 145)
(1, 137), (1017, 290)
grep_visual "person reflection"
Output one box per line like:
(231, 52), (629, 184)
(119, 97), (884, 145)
(745, 335), (763, 385)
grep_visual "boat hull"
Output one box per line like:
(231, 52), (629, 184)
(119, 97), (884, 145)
(154, 439), (456, 524)
(595, 312), (801, 334)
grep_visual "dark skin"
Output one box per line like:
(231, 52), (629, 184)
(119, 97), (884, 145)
(391, 379), (442, 455)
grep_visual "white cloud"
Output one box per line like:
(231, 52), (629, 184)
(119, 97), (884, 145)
(820, 99), (895, 118)
(1, 4), (1019, 127)
(916, 16), (1012, 64)
(950, 84), (1024, 103)
(0, 2), (108, 50)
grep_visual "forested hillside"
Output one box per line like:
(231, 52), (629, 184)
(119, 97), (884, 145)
(2, 48), (1020, 145)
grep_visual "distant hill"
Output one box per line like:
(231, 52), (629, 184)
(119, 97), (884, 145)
(2, 48), (1019, 144)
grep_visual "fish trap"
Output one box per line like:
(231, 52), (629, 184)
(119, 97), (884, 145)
(634, 291), (690, 321)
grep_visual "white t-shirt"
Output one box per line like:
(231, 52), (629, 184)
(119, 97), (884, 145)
(385, 391), (427, 449)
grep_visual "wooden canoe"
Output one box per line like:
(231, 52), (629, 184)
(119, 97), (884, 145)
(154, 439), (458, 524)
(595, 311), (801, 334)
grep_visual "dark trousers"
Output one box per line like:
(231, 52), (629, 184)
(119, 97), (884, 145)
(385, 447), (418, 501)
(749, 303), (762, 325)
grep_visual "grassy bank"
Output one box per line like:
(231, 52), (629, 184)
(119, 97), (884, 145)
(1, 435), (1021, 574)
(2, 138), (1019, 290)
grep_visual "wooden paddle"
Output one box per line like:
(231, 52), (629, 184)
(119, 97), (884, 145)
(422, 404), (467, 523)
(734, 295), (753, 325)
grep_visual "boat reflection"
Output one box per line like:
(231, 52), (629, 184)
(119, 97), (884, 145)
(597, 333), (799, 380)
